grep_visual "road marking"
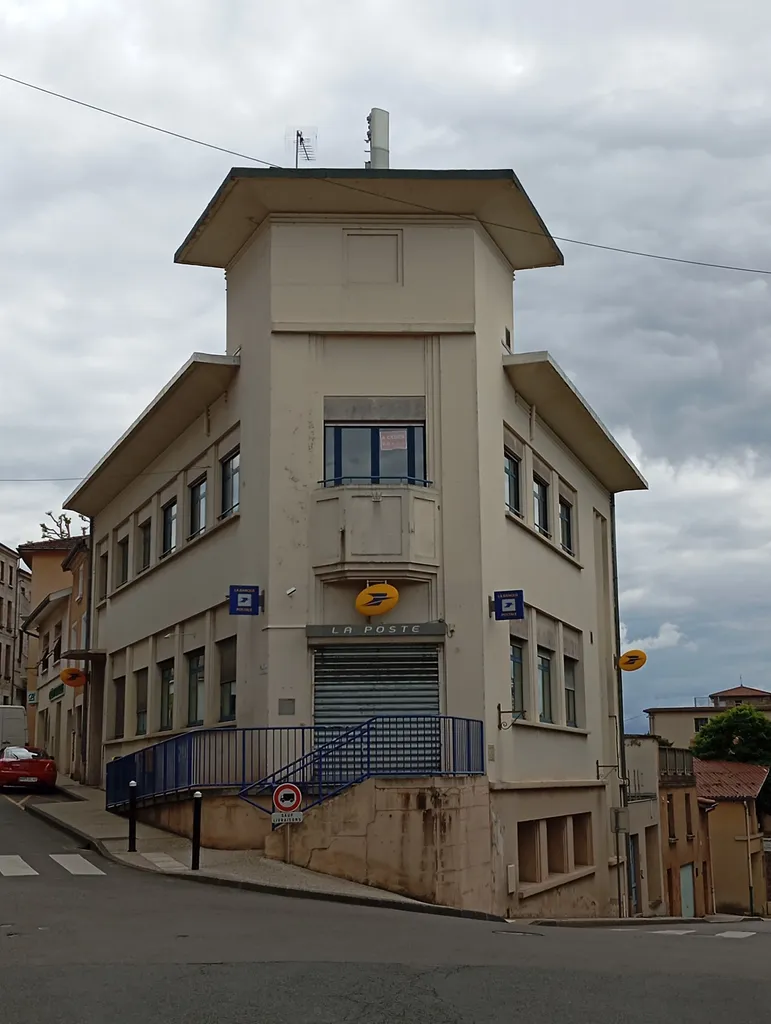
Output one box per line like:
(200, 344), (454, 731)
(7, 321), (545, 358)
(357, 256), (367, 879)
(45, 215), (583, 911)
(713, 930), (755, 939)
(648, 929), (697, 935)
(143, 852), (188, 872)
(2, 794), (25, 808)
(49, 854), (105, 876)
(0, 855), (38, 877)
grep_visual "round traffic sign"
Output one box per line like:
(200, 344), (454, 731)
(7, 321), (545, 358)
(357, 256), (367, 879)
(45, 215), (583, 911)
(273, 782), (302, 813)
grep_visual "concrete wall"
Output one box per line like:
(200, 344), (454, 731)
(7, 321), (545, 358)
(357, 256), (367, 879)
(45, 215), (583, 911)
(263, 776), (493, 914)
(708, 800), (766, 915)
(138, 791), (273, 851)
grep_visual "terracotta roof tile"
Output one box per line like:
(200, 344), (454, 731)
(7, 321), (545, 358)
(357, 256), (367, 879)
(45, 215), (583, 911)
(693, 759), (769, 801)
(709, 685), (771, 698)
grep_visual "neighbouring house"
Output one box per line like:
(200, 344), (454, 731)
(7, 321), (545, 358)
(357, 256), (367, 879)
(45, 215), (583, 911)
(18, 538), (80, 747)
(693, 758), (769, 916)
(646, 686), (771, 749)
(625, 736), (714, 918)
(0, 544), (31, 706)
(62, 112), (647, 918)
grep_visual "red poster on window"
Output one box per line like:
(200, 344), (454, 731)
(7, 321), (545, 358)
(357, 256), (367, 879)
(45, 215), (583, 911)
(380, 430), (408, 451)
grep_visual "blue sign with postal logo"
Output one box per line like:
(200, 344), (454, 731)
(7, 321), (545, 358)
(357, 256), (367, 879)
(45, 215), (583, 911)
(228, 585), (263, 616)
(492, 589), (525, 621)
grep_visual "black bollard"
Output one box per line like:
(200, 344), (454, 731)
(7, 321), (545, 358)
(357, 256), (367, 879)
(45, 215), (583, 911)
(191, 790), (202, 871)
(128, 780), (137, 853)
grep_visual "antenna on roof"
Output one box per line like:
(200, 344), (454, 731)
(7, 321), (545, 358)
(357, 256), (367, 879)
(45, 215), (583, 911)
(365, 108), (389, 169)
(285, 126), (318, 169)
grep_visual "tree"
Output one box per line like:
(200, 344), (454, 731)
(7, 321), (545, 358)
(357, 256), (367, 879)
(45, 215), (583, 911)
(691, 704), (771, 765)
(40, 510), (88, 540)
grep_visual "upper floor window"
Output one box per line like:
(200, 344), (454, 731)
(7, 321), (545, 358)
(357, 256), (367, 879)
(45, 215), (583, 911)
(7, 566), (12, 588)
(537, 648), (553, 723)
(161, 500), (177, 557)
(221, 449), (240, 517)
(115, 537), (129, 587)
(694, 717), (709, 733)
(504, 452), (521, 515)
(510, 640), (525, 715)
(189, 477), (207, 538)
(533, 475), (550, 536)
(0, 561), (4, 583)
(53, 622), (62, 665)
(98, 551), (109, 601)
(564, 656), (578, 727)
(5, 601), (11, 631)
(137, 519), (152, 572)
(324, 424), (426, 486)
(559, 498), (574, 554)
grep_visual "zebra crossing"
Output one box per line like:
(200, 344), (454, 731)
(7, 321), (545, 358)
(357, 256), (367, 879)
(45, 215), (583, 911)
(610, 926), (759, 940)
(0, 852), (106, 878)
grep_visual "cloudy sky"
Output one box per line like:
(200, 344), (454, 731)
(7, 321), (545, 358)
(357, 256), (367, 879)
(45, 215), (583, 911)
(1, 0), (769, 724)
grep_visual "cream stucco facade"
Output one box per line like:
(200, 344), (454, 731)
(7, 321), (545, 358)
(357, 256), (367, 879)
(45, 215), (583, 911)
(65, 167), (646, 918)
(0, 544), (30, 706)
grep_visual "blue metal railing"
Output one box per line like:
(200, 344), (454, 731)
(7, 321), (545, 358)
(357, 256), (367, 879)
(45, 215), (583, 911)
(105, 716), (484, 812)
(240, 715), (484, 813)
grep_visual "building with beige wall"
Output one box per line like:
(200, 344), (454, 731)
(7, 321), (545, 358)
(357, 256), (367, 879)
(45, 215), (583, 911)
(65, 159), (646, 918)
(646, 685), (771, 749)
(0, 543), (31, 706)
(625, 736), (714, 918)
(18, 538), (79, 745)
(694, 759), (768, 916)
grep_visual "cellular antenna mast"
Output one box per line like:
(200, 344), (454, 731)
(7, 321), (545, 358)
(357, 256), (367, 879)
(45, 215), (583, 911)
(365, 108), (389, 169)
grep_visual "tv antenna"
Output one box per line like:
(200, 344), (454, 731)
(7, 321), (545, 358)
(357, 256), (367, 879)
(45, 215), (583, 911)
(285, 126), (318, 168)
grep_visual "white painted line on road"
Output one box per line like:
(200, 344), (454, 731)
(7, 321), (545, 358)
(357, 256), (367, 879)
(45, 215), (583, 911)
(0, 855), (38, 877)
(143, 852), (188, 872)
(649, 929), (697, 936)
(49, 854), (105, 876)
(713, 930), (755, 939)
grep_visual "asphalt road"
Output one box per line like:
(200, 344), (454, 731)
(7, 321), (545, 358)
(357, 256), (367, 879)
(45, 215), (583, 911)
(1, 792), (770, 1023)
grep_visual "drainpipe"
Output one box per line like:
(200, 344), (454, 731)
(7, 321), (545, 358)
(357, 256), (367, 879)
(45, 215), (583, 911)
(744, 799), (755, 916)
(81, 520), (94, 780)
(609, 494), (631, 917)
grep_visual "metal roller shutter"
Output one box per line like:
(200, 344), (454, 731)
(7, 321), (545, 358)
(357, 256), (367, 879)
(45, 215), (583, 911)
(313, 644), (441, 778)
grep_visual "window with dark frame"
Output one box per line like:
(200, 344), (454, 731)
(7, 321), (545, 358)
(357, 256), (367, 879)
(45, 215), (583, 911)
(6, 600), (12, 631)
(666, 793), (676, 840)
(504, 452), (521, 514)
(324, 424), (426, 486)
(685, 793), (694, 838)
(510, 640), (525, 715)
(533, 475), (549, 535)
(218, 636), (237, 722)
(53, 622), (62, 665)
(559, 498), (574, 553)
(41, 631), (50, 674)
(221, 449), (240, 517)
(98, 552), (108, 601)
(116, 537), (129, 587)
(159, 660), (174, 731)
(135, 668), (148, 736)
(187, 649), (205, 726)
(538, 648), (553, 723)
(137, 520), (152, 572)
(564, 656), (578, 727)
(189, 476), (207, 537)
(113, 676), (126, 740)
(161, 500), (177, 556)
(694, 717), (709, 732)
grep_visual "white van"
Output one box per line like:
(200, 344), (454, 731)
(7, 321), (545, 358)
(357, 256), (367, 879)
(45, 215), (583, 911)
(0, 706), (27, 750)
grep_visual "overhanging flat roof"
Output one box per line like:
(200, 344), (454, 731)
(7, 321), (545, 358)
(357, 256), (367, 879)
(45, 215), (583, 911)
(65, 353), (240, 517)
(22, 587), (72, 632)
(175, 168), (564, 272)
(503, 352), (647, 494)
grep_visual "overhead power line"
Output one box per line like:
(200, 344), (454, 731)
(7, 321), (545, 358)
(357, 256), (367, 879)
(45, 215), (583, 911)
(1, 70), (770, 276)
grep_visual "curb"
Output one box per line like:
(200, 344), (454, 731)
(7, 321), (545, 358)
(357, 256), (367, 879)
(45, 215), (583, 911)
(24, 801), (503, 923)
(532, 916), (765, 928)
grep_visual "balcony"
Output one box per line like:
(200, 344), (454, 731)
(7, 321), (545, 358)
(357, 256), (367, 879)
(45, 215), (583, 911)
(310, 483), (440, 569)
(659, 746), (694, 782)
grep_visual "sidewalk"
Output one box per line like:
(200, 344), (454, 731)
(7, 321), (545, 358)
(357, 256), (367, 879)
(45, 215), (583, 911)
(27, 776), (498, 921)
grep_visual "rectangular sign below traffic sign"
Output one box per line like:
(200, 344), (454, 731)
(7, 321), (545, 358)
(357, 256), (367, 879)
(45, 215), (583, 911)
(492, 589), (525, 621)
(271, 811), (304, 826)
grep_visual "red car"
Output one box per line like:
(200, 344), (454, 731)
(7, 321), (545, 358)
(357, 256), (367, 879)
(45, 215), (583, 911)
(0, 746), (58, 791)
